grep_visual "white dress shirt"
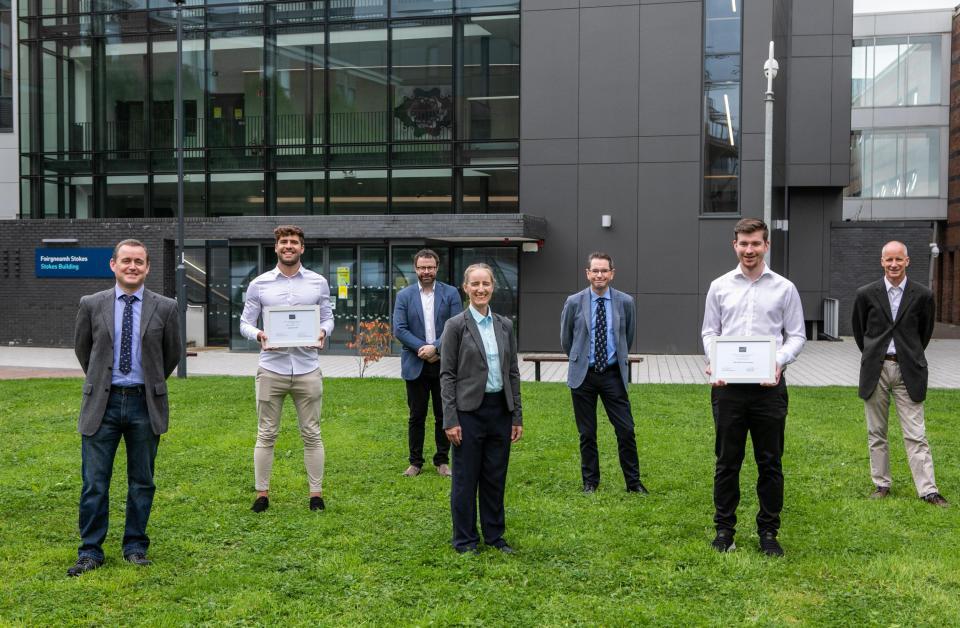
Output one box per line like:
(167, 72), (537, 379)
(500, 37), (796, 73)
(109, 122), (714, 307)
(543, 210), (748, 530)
(702, 264), (806, 368)
(419, 282), (436, 344)
(884, 276), (906, 355)
(240, 265), (335, 375)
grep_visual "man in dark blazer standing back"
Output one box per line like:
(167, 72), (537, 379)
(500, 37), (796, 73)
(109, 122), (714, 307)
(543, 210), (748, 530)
(852, 240), (947, 507)
(560, 252), (646, 494)
(393, 249), (463, 477)
(68, 239), (182, 576)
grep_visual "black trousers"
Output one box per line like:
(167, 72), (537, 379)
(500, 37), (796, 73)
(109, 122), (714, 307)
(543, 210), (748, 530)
(711, 378), (788, 535)
(451, 392), (512, 551)
(405, 360), (450, 467)
(571, 368), (640, 487)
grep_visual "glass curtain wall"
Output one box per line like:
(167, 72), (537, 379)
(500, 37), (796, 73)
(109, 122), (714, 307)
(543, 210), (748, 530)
(852, 35), (941, 108)
(19, 1), (520, 218)
(702, 0), (741, 214)
(845, 128), (940, 198)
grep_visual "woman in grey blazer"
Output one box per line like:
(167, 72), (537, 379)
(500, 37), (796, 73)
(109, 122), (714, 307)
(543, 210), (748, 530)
(440, 263), (523, 554)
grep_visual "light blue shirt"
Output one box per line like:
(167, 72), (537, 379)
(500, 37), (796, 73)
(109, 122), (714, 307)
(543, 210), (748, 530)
(469, 305), (502, 393)
(588, 289), (617, 368)
(112, 284), (145, 386)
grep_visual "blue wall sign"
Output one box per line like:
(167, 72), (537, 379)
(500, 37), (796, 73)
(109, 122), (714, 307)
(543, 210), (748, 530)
(35, 248), (115, 278)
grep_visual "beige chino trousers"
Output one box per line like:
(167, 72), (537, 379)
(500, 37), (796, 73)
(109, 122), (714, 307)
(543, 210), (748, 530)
(254, 367), (325, 493)
(864, 360), (937, 497)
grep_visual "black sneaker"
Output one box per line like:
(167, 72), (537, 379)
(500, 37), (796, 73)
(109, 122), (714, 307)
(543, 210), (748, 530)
(711, 530), (736, 553)
(759, 531), (784, 557)
(67, 556), (103, 577)
(309, 496), (325, 511)
(251, 496), (269, 513)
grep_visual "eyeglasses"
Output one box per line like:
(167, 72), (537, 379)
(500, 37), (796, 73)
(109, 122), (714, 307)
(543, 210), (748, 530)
(415, 266), (437, 272)
(587, 268), (612, 275)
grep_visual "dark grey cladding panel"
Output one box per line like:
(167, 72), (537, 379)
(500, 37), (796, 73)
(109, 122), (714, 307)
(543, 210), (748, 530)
(634, 293), (702, 354)
(636, 161), (699, 294)
(579, 4), (640, 138)
(791, 0), (835, 35)
(521, 9), (579, 139)
(577, 163), (639, 294)
(787, 57), (833, 166)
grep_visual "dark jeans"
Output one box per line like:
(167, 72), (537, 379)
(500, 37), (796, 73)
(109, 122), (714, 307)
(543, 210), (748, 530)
(571, 368), (640, 487)
(711, 378), (788, 535)
(405, 361), (450, 467)
(78, 388), (160, 561)
(451, 392), (512, 551)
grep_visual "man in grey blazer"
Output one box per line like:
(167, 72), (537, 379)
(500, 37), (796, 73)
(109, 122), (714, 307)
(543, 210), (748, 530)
(852, 240), (947, 507)
(560, 252), (645, 494)
(68, 239), (181, 577)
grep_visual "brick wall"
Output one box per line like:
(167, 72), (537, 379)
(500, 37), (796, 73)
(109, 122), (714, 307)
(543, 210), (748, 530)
(943, 8), (960, 323)
(830, 221), (934, 336)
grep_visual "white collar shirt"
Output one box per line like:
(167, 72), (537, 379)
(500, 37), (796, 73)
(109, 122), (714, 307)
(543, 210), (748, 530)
(239, 265), (335, 375)
(884, 276), (907, 354)
(419, 282), (436, 344)
(701, 264), (806, 368)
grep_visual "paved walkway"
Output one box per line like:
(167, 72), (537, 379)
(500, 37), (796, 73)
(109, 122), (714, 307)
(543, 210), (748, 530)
(2, 339), (959, 388)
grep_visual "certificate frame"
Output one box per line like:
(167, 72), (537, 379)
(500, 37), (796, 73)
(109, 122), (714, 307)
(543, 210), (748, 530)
(709, 336), (777, 384)
(263, 305), (321, 349)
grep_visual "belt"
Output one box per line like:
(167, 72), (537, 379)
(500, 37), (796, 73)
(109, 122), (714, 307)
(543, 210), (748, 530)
(110, 384), (145, 396)
(883, 354), (898, 363)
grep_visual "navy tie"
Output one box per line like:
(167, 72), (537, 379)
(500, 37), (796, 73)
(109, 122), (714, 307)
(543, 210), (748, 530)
(119, 294), (136, 375)
(594, 297), (608, 373)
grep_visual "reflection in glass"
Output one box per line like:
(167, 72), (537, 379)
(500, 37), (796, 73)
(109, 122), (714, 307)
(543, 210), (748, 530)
(360, 247), (390, 325)
(391, 168), (452, 213)
(462, 166), (517, 213)
(329, 0), (386, 20)
(105, 175), (147, 218)
(392, 0), (452, 18)
(458, 15), (519, 140)
(153, 173), (205, 217)
(392, 20), (453, 141)
(274, 27), (325, 150)
(209, 172), (264, 216)
(328, 246), (357, 349)
(703, 0), (740, 214)
(104, 36), (147, 157)
(853, 36), (941, 107)
(230, 245), (260, 350)
(208, 29), (263, 153)
(152, 34), (204, 151)
(329, 169), (387, 214)
(704, 0), (740, 55)
(846, 128), (940, 199)
(329, 22), (388, 144)
(277, 170), (325, 215)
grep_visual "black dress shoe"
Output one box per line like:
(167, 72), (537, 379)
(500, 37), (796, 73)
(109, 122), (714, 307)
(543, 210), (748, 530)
(626, 481), (649, 494)
(67, 556), (103, 577)
(124, 552), (152, 566)
(583, 483), (598, 494)
(252, 496), (269, 513)
(309, 496), (325, 511)
(495, 543), (517, 555)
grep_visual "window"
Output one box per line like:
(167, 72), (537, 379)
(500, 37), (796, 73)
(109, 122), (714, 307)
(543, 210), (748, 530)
(852, 35), (941, 107)
(845, 128), (940, 198)
(0, 0), (11, 131)
(702, 0), (740, 214)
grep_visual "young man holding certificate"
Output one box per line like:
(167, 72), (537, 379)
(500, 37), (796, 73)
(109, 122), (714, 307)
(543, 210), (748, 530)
(701, 218), (805, 557)
(240, 225), (334, 513)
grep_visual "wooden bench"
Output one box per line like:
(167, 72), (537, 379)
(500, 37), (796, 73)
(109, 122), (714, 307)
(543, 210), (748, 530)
(523, 353), (645, 383)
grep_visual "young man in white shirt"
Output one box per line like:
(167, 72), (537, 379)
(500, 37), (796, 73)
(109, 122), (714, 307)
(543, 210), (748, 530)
(240, 225), (334, 512)
(702, 218), (805, 556)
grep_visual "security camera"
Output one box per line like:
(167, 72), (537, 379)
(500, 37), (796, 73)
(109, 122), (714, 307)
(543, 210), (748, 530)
(929, 242), (940, 258)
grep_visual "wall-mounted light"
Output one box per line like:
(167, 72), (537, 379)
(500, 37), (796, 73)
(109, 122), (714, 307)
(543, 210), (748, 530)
(601, 215), (612, 229)
(521, 242), (539, 253)
(41, 238), (79, 244)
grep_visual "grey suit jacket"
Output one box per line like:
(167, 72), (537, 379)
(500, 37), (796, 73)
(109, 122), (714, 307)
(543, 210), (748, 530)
(74, 287), (182, 436)
(852, 278), (935, 402)
(560, 286), (636, 390)
(439, 309), (522, 429)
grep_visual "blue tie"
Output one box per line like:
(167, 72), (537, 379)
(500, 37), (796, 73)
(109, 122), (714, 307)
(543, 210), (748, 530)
(594, 297), (608, 373)
(119, 294), (136, 375)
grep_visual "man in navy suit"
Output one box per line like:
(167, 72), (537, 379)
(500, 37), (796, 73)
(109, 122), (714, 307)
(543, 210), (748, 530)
(393, 249), (464, 477)
(560, 252), (646, 494)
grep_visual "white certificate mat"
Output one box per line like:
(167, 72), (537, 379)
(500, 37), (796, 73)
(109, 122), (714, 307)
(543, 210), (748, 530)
(710, 336), (777, 384)
(263, 305), (321, 348)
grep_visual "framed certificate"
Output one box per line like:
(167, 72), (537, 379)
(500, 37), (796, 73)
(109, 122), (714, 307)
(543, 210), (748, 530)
(709, 336), (777, 384)
(263, 305), (321, 348)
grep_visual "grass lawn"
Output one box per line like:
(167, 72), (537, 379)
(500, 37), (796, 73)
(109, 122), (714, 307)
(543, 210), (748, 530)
(1, 377), (958, 626)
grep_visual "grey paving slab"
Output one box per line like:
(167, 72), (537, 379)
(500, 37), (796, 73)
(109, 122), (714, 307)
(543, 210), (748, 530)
(1, 339), (958, 388)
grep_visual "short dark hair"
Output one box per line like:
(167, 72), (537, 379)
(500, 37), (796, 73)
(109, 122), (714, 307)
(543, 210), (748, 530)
(413, 249), (439, 266)
(274, 225), (305, 244)
(733, 218), (768, 242)
(586, 251), (614, 269)
(113, 239), (149, 263)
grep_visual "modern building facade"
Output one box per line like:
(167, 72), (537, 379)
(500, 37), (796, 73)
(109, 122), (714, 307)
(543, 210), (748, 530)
(830, 7), (951, 335)
(2, 0), (852, 354)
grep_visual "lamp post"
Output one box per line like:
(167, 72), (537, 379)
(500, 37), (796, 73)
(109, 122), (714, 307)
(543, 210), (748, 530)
(173, 0), (187, 378)
(762, 40), (778, 265)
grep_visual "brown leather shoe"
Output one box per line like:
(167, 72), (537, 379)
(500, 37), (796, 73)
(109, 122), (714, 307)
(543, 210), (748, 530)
(922, 492), (949, 507)
(403, 465), (422, 477)
(869, 486), (890, 499)
(436, 464), (452, 478)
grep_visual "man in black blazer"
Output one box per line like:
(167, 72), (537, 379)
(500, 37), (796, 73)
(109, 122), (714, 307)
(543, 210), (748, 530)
(852, 240), (947, 507)
(68, 239), (182, 576)
(560, 252), (645, 494)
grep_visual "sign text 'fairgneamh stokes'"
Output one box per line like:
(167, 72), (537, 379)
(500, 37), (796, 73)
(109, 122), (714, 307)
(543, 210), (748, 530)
(35, 248), (115, 278)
